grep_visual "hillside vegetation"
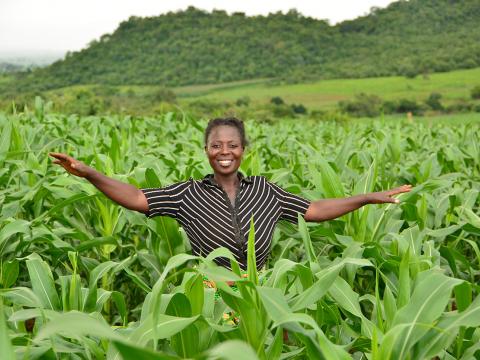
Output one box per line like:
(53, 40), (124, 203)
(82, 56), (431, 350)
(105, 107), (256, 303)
(4, 0), (480, 93)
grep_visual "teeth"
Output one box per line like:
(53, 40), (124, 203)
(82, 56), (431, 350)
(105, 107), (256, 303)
(218, 160), (233, 167)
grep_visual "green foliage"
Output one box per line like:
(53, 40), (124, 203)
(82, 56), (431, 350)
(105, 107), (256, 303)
(0, 110), (479, 359)
(471, 85), (480, 100)
(235, 96), (250, 107)
(271, 104), (294, 118)
(395, 98), (424, 115)
(446, 100), (475, 114)
(4, 0), (480, 93)
(425, 92), (444, 111)
(339, 93), (383, 117)
(270, 96), (285, 106)
(291, 103), (307, 115)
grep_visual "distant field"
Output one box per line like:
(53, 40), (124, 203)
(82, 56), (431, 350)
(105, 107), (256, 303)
(357, 112), (480, 124)
(176, 68), (480, 110)
(27, 67), (480, 115)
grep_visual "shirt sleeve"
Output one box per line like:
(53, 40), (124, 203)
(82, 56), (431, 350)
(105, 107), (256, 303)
(267, 180), (311, 223)
(140, 181), (190, 219)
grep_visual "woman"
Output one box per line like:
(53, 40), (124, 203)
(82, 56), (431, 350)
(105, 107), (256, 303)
(49, 117), (411, 270)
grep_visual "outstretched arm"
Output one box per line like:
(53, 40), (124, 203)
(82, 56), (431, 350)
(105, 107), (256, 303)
(49, 152), (148, 213)
(304, 185), (412, 222)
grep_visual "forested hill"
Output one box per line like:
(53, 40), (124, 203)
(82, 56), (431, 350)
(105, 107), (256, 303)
(9, 0), (480, 92)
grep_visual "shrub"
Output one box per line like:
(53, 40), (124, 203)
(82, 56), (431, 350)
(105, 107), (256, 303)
(236, 96), (250, 107)
(291, 103), (307, 114)
(338, 93), (382, 117)
(471, 85), (480, 100)
(270, 96), (285, 105)
(404, 69), (418, 79)
(425, 92), (443, 111)
(396, 98), (423, 115)
(445, 101), (474, 113)
(271, 104), (294, 118)
(382, 100), (397, 114)
(150, 88), (177, 103)
(311, 109), (350, 122)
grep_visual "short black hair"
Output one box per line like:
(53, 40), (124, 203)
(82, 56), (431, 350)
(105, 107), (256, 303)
(204, 117), (248, 148)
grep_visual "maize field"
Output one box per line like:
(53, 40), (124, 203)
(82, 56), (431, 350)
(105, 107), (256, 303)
(1, 102), (480, 359)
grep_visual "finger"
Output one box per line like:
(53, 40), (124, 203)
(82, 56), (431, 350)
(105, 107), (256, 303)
(49, 153), (71, 162)
(388, 185), (412, 195)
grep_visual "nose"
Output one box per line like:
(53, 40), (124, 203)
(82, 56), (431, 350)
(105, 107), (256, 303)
(220, 144), (230, 154)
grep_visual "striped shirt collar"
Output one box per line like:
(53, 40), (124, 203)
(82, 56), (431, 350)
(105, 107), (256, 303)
(202, 172), (253, 187)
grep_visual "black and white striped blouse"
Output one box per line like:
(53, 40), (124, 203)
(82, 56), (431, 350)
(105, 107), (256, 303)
(141, 173), (311, 270)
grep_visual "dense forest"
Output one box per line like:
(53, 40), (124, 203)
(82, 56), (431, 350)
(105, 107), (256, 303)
(3, 0), (480, 93)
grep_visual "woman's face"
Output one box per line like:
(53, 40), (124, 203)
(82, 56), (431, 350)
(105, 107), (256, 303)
(205, 125), (244, 176)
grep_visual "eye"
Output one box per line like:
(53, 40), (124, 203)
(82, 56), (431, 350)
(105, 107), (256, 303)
(229, 144), (238, 149)
(211, 144), (220, 149)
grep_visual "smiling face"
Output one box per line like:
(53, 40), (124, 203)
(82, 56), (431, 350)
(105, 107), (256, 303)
(205, 125), (244, 177)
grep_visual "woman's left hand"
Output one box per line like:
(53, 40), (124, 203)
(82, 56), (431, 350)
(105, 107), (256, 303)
(366, 184), (413, 204)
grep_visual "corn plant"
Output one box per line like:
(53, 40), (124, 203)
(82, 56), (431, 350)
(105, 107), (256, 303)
(1, 101), (479, 359)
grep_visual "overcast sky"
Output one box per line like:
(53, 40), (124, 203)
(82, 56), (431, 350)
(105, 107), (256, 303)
(0, 0), (396, 56)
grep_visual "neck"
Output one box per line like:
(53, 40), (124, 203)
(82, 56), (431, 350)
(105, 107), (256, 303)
(214, 172), (239, 189)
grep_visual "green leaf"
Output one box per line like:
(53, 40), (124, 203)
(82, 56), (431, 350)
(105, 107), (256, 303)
(266, 326), (284, 360)
(1, 259), (19, 288)
(257, 287), (350, 359)
(397, 247), (410, 309)
(247, 216), (258, 285)
(1, 287), (42, 308)
(204, 340), (260, 360)
(383, 285), (397, 331)
(34, 311), (123, 342)
(165, 293), (198, 358)
(298, 214), (316, 263)
(291, 258), (372, 312)
(111, 291), (127, 326)
(126, 313), (200, 346)
(0, 219), (30, 255)
(32, 193), (97, 224)
(328, 276), (363, 318)
(145, 168), (162, 188)
(425, 225), (462, 238)
(379, 271), (462, 359)
(415, 295), (480, 359)
(457, 206), (480, 228)
(26, 255), (61, 310)
(84, 260), (119, 311)
(454, 281), (472, 312)
(0, 299), (15, 360)
(0, 120), (12, 164)
(112, 341), (180, 360)
(184, 273), (204, 316)
(309, 156), (345, 198)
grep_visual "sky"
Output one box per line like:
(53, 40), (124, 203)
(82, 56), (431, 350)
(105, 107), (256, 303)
(0, 0), (396, 56)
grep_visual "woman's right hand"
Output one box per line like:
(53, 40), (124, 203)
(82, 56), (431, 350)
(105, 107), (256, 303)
(49, 152), (91, 178)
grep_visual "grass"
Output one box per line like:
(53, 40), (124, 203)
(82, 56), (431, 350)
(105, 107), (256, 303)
(355, 113), (480, 125)
(29, 67), (480, 115)
(176, 67), (480, 110)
